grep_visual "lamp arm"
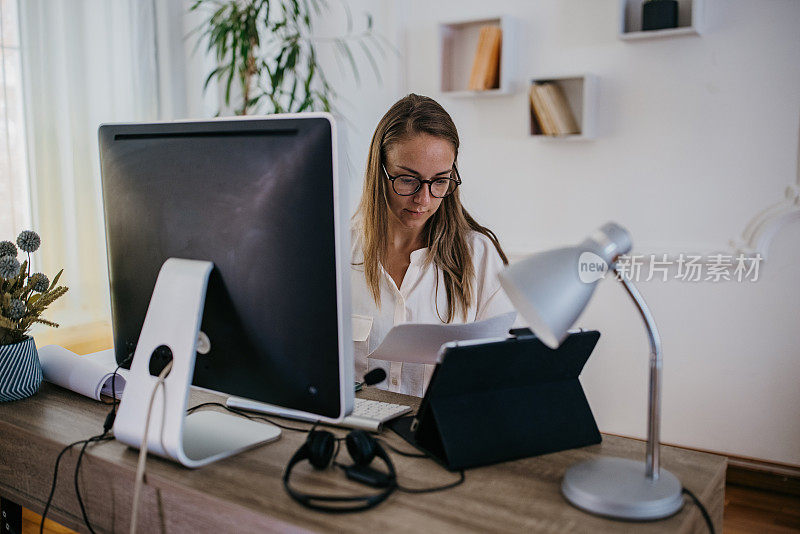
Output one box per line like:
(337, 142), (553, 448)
(612, 265), (663, 480)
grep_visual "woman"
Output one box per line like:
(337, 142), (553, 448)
(351, 94), (516, 397)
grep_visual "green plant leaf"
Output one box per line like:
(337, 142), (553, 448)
(358, 39), (381, 84)
(342, 0), (353, 34)
(334, 38), (359, 84)
(49, 269), (63, 291)
(373, 32), (400, 57)
(34, 317), (59, 328)
(12, 279), (34, 300)
(287, 76), (298, 110)
(203, 65), (227, 91)
(225, 49), (237, 105)
(286, 43), (299, 71)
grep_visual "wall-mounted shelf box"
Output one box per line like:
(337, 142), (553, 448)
(529, 74), (597, 141)
(438, 15), (516, 96)
(619, 0), (704, 41)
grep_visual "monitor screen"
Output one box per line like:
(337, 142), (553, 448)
(98, 115), (352, 420)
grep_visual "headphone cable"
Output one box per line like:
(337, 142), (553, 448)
(396, 469), (465, 494)
(377, 438), (466, 493)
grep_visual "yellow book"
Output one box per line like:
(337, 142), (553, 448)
(468, 26), (503, 90)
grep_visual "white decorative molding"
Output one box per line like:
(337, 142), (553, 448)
(731, 185), (800, 261)
(731, 117), (800, 261)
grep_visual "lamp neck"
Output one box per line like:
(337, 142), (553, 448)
(612, 265), (662, 480)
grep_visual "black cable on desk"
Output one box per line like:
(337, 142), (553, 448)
(379, 439), (428, 458)
(41, 358), (128, 534)
(73, 433), (113, 534)
(682, 487), (715, 534)
(40, 435), (103, 534)
(186, 401), (312, 432)
(396, 469), (465, 494)
(376, 438), (466, 493)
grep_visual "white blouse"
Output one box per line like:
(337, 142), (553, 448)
(350, 229), (516, 397)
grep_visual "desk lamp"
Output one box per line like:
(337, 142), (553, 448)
(498, 222), (683, 520)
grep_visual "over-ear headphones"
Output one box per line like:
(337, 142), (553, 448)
(283, 429), (397, 513)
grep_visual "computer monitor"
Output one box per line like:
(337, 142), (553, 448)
(98, 114), (353, 422)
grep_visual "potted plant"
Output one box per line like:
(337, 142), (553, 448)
(0, 231), (68, 401)
(190, 0), (386, 115)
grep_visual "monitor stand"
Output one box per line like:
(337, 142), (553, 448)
(113, 258), (281, 468)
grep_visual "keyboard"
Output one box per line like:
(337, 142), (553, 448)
(340, 398), (412, 432)
(226, 396), (411, 432)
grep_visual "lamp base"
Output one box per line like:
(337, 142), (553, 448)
(561, 457), (683, 520)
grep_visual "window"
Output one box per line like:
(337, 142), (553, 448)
(0, 0), (30, 239)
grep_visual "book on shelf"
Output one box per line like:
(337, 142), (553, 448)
(530, 82), (580, 136)
(545, 83), (580, 134)
(468, 25), (502, 91)
(529, 84), (555, 135)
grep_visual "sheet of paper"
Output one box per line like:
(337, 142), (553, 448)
(39, 345), (128, 401)
(367, 311), (516, 365)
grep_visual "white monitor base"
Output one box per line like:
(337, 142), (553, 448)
(561, 457), (684, 521)
(182, 411), (280, 464)
(113, 258), (282, 468)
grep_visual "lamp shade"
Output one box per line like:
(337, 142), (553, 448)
(498, 222), (632, 349)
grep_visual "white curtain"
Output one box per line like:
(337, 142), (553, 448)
(18, 0), (216, 329)
(0, 0), (32, 246)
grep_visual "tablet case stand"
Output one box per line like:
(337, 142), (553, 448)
(389, 330), (602, 471)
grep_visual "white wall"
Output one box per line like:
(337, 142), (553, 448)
(321, 0), (800, 465)
(311, 1), (408, 214)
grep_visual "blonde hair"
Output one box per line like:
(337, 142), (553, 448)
(355, 94), (508, 323)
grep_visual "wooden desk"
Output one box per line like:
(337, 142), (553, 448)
(0, 383), (725, 533)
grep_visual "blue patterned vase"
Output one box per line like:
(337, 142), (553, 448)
(0, 336), (43, 401)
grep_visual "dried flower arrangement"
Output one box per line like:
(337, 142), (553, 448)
(0, 231), (68, 345)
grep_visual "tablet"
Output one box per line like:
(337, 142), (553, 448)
(389, 330), (602, 470)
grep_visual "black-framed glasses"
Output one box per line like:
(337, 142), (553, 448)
(382, 164), (462, 198)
